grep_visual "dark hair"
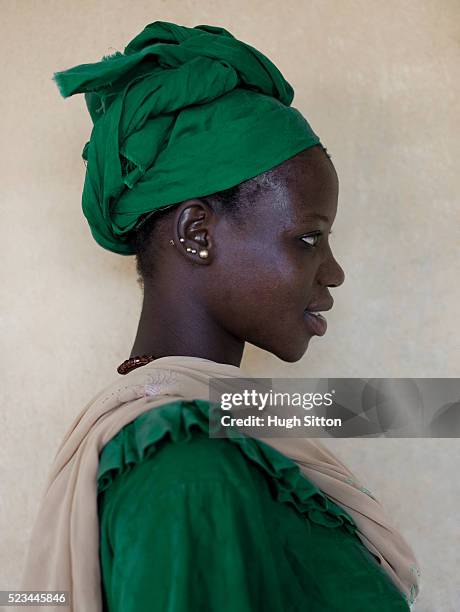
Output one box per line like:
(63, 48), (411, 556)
(133, 144), (332, 287)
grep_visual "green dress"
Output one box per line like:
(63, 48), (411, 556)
(97, 399), (410, 611)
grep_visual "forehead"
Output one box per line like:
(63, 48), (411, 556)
(260, 146), (339, 225)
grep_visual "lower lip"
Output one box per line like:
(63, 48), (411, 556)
(303, 310), (328, 336)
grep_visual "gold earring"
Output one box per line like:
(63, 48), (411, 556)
(198, 249), (209, 259)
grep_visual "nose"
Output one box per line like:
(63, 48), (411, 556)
(317, 252), (345, 288)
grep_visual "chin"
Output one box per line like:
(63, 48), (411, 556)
(268, 337), (312, 363)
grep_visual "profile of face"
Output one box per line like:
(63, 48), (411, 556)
(164, 144), (344, 363)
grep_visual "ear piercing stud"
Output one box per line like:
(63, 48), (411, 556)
(171, 238), (208, 259)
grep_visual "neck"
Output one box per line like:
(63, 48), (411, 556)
(129, 287), (244, 368)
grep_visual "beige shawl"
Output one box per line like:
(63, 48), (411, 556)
(21, 356), (421, 611)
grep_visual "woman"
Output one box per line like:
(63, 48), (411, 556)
(22, 21), (421, 611)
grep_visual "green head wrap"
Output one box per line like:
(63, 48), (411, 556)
(53, 21), (321, 255)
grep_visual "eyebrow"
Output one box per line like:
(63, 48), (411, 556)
(302, 213), (330, 223)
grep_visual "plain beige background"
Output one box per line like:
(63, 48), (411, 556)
(1, 1), (459, 610)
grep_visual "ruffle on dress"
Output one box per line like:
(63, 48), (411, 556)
(97, 399), (357, 534)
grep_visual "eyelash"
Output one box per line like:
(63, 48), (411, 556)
(300, 230), (332, 248)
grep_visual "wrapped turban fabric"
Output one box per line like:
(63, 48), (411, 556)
(53, 21), (321, 255)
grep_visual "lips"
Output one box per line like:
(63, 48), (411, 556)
(303, 299), (333, 336)
(305, 299), (333, 313)
(303, 310), (327, 335)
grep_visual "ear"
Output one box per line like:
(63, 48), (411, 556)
(173, 199), (215, 265)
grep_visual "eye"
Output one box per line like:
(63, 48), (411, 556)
(301, 234), (320, 247)
(300, 230), (333, 249)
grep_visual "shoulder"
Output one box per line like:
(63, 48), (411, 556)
(132, 427), (263, 494)
(97, 399), (271, 511)
(97, 399), (356, 536)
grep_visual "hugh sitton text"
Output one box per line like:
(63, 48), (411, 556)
(220, 414), (342, 429)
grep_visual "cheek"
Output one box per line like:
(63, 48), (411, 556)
(215, 245), (313, 321)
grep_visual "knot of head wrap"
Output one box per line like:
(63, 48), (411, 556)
(53, 21), (321, 255)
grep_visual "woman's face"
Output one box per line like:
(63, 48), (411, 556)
(208, 145), (345, 362)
